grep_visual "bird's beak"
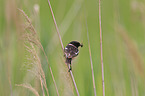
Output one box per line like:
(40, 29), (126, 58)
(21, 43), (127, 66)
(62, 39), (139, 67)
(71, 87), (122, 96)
(80, 44), (83, 47)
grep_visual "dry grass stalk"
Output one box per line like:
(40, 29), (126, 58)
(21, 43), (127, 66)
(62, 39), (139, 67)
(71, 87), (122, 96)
(40, 76), (45, 96)
(47, 0), (80, 96)
(69, 71), (80, 96)
(18, 9), (59, 96)
(98, 0), (105, 96)
(47, 0), (82, 54)
(47, 0), (64, 50)
(16, 84), (40, 96)
(86, 20), (97, 96)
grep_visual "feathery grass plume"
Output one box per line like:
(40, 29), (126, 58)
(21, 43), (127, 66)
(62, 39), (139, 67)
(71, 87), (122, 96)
(25, 47), (48, 96)
(86, 19), (97, 96)
(18, 9), (59, 96)
(116, 25), (144, 77)
(16, 83), (40, 96)
(47, 0), (80, 96)
(29, 43), (47, 96)
(98, 0), (105, 96)
(18, 9), (49, 96)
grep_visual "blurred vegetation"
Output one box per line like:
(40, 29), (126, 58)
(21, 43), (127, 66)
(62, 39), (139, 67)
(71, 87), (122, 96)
(0, 0), (145, 96)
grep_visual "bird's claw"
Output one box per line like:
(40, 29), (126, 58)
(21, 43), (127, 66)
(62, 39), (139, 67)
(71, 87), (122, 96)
(68, 65), (72, 72)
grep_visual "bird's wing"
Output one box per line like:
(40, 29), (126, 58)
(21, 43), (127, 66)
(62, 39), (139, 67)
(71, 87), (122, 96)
(64, 45), (79, 58)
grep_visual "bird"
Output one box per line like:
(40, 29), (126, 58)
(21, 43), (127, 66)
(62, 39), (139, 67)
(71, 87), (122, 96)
(64, 41), (83, 72)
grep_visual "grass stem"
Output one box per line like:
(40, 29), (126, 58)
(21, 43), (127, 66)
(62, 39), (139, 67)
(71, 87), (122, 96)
(98, 0), (105, 96)
(47, 0), (64, 50)
(86, 20), (97, 96)
(47, 0), (80, 95)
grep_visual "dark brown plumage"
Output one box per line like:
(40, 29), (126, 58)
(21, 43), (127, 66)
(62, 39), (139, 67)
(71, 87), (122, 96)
(64, 41), (83, 71)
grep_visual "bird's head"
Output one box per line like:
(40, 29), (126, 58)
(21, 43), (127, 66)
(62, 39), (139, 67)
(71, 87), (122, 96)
(69, 41), (83, 48)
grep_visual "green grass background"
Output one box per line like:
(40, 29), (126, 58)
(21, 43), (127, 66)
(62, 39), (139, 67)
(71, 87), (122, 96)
(0, 0), (145, 96)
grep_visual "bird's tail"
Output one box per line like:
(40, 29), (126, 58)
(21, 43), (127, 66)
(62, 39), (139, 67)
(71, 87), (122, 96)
(65, 58), (72, 64)
(66, 58), (72, 72)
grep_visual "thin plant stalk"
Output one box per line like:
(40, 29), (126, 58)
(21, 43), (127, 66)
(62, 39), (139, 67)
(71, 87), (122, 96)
(40, 45), (60, 96)
(40, 77), (45, 96)
(47, 0), (80, 96)
(99, 0), (105, 96)
(86, 20), (97, 96)
(70, 71), (80, 96)
(47, 0), (64, 50)
(47, 0), (82, 54)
